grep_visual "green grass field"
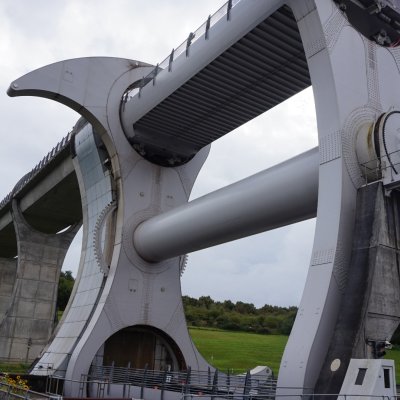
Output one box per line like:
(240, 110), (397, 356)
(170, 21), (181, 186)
(387, 347), (400, 381)
(189, 327), (400, 381)
(189, 328), (287, 376)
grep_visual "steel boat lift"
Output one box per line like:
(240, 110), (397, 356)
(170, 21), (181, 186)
(6, 0), (400, 397)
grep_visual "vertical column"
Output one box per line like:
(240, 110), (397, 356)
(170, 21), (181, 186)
(315, 183), (400, 393)
(0, 258), (17, 322)
(0, 200), (79, 363)
(362, 187), (400, 346)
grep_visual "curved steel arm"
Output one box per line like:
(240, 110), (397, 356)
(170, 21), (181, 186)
(8, 57), (152, 130)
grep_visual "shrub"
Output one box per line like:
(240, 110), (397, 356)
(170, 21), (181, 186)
(0, 373), (29, 394)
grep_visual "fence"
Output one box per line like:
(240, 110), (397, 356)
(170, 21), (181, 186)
(0, 132), (72, 213)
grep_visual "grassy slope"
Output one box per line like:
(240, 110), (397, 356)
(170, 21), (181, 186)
(387, 347), (400, 381)
(189, 327), (400, 381)
(0, 363), (30, 374)
(189, 328), (287, 375)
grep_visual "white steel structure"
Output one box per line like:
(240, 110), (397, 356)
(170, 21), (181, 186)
(4, 0), (400, 397)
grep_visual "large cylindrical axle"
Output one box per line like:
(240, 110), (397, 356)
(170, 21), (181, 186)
(134, 147), (319, 262)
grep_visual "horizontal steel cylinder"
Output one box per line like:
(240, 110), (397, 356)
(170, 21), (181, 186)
(134, 147), (319, 262)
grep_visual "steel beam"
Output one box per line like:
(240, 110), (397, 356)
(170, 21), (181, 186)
(134, 147), (319, 262)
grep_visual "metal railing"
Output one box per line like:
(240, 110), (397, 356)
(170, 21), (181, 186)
(0, 132), (72, 214)
(359, 149), (400, 186)
(123, 0), (241, 101)
(46, 365), (278, 399)
(44, 372), (400, 400)
(182, 395), (398, 400)
(86, 365), (276, 396)
(0, 380), (56, 400)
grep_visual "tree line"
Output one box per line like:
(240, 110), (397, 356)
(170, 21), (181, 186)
(58, 274), (400, 342)
(57, 274), (296, 335)
(182, 295), (297, 335)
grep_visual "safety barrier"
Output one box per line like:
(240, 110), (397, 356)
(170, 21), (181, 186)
(0, 133), (72, 213)
(123, 0), (241, 101)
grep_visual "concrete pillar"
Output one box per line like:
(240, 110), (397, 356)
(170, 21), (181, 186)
(315, 182), (400, 394)
(0, 258), (17, 322)
(0, 200), (80, 363)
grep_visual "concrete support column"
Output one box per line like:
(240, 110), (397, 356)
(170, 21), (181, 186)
(315, 182), (400, 393)
(0, 200), (80, 363)
(0, 258), (17, 322)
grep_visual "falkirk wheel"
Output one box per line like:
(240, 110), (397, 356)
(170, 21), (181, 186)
(4, 0), (400, 397)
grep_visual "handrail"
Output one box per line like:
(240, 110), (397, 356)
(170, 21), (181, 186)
(123, 0), (241, 101)
(19, 362), (277, 397)
(84, 365), (277, 398)
(359, 148), (400, 186)
(0, 380), (56, 400)
(45, 372), (400, 400)
(0, 132), (72, 214)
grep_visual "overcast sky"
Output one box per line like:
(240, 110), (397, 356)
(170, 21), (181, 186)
(0, 0), (318, 307)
